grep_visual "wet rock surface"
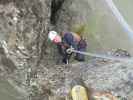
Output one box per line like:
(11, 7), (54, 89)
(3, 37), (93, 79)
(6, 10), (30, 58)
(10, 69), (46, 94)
(1, 41), (133, 99)
(26, 59), (133, 100)
(0, 0), (133, 100)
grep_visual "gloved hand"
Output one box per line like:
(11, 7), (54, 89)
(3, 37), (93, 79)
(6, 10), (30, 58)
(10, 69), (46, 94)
(66, 46), (74, 54)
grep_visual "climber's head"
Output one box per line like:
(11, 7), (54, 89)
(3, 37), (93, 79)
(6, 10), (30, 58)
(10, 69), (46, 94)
(48, 31), (62, 44)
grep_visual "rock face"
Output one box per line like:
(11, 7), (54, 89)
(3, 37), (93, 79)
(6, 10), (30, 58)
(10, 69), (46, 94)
(0, 0), (133, 100)
(26, 59), (133, 100)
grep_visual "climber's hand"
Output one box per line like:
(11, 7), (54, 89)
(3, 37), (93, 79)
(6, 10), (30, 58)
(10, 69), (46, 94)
(66, 46), (74, 54)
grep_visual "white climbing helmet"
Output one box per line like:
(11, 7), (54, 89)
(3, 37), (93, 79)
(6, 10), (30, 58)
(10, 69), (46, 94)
(48, 31), (61, 43)
(48, 31), (57, 41)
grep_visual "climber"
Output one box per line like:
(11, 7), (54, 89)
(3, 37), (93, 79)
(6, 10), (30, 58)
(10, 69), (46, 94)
(48, 31), (87, 64)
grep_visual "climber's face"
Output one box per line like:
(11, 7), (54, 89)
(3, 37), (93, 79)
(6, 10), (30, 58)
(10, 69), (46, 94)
(53, 35), (62, 44)
(48, 31), (62, 44)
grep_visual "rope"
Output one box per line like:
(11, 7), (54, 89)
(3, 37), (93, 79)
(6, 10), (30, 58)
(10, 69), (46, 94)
(105, 0), (133, 40)
(69, 49), (133, 63)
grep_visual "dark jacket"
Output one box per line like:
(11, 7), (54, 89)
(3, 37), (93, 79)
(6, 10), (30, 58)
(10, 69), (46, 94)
(57, 32), (87, 63)
(62, 32), (78, 50)
(57, 32), (77, 64)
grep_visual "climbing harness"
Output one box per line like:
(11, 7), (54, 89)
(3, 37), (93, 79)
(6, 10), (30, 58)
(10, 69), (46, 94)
(67, 47), (133, 62)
